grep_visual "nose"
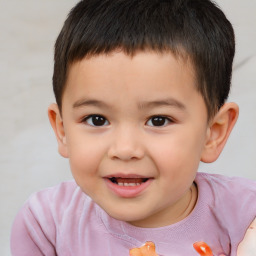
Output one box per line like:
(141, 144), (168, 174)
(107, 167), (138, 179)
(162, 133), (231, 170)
(107, 126), (145, 161)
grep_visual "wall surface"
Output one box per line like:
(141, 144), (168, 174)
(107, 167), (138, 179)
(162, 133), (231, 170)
(0, 1), (255, 255)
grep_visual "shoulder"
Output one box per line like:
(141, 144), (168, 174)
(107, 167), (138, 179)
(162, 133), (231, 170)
(196, 172), (256, 210)
(27, 180), (83, 205)
(196, 172), (256, 247)
(13, 180), (87, 225)
(24, 180), (92, 223)
(11, 180), (94, 255)
(196, 172), (256, 198)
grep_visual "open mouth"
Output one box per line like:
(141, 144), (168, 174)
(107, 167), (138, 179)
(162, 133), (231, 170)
(105, 175), (153, 197)
(109, 177), (149, 186)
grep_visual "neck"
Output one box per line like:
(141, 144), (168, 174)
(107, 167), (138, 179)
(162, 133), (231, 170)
(129, 183), (198, 228)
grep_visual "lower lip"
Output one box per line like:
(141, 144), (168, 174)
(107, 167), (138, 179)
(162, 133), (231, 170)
(104, 178), (152, 198)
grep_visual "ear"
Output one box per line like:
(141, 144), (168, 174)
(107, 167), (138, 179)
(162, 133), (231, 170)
(48, 103), (69, 158)
(201, 102), (239, 163)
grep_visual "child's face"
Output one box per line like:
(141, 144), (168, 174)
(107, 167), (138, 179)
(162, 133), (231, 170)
(60, 51), (210, 227)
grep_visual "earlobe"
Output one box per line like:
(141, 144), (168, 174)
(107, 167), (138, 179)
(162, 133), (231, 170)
(201, 102), (239, 163)
(48, 103), (69, 158)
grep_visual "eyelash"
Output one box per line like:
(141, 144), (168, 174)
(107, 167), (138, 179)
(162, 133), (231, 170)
(146, 115), (173, 127)
(82, 115), (173, 127)
(82, 115), (109, 127)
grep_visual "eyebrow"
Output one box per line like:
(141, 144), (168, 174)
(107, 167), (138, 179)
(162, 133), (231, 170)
(73, 99), (111, 109)
(73, 98), (186, 111)
(138, 98), (186, 110)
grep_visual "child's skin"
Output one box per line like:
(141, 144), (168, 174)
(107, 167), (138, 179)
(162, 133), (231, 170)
(48, 50), (238, 230)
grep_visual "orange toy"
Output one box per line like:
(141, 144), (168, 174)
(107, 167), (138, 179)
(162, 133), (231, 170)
(129, 241), (158, 256)
(193, 241), (214, 256)
(129, 241), (214, 256)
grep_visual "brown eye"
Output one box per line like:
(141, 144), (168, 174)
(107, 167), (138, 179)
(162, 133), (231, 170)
(84, 115), (109, 126)
(147, 116), (171, 127)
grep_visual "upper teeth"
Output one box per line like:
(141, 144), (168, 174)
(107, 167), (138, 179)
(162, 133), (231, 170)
(118, 182), (141, 186)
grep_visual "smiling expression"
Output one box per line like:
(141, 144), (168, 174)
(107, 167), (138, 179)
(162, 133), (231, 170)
(56, 51), (211, 228)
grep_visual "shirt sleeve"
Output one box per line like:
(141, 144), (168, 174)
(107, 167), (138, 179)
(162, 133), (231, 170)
(10, 196), (57, 256)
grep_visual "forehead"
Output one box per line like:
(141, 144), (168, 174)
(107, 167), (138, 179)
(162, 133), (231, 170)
(63, 51), (203, 113)
(65, 50), (196, 88)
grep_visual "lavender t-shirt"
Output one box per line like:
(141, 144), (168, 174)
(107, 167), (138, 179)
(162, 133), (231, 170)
(10, 172), (256, 255)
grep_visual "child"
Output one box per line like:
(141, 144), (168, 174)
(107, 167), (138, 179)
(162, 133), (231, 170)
(10, 0), (256, 255)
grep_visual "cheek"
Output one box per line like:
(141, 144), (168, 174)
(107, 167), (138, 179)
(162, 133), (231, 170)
(66, 135), (104, 178)
(151, 131), (204, 173)
(68, 145), (103, 198)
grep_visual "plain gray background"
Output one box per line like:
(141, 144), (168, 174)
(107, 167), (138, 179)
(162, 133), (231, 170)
(1, 0), (255, 255)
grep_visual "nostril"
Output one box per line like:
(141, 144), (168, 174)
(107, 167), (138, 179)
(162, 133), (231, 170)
(107, 133), (145, 161)
(108, 146), (145, 161)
